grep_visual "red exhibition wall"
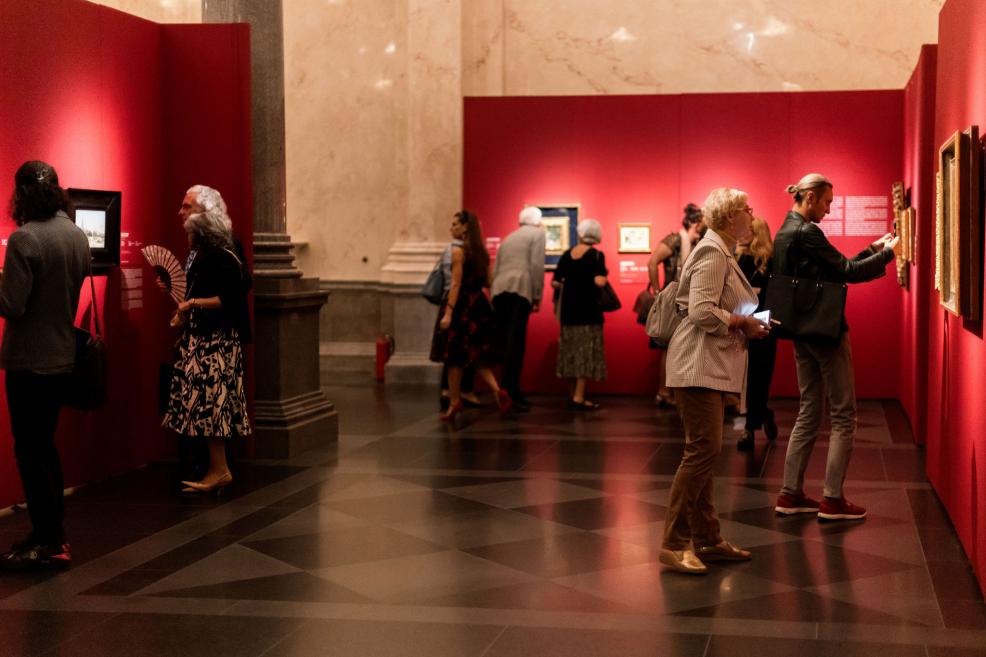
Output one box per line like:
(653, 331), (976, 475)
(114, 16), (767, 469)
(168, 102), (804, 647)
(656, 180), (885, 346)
(465, 92), (903, 396)
(0, 0), (251, 508)
(919, 0), (986, 593)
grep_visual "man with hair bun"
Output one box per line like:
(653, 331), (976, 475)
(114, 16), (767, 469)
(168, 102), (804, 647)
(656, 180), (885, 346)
(773, 173), (900, 521)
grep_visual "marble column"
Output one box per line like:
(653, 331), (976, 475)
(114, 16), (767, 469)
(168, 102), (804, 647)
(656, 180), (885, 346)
(382, 0), (463, 384)
(204, 0), (337, 457)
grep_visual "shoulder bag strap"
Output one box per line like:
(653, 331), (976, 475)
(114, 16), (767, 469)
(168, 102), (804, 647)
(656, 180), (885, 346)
(88, 273), (101, 337)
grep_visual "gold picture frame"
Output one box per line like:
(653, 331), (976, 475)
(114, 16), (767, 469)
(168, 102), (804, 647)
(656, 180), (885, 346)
(617, 223), (652, 253)
(935, 126), (981, 319)
(536, 204), (580, 269)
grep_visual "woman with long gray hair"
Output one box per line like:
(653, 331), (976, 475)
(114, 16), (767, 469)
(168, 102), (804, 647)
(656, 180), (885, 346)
(163, 185), (251, 494)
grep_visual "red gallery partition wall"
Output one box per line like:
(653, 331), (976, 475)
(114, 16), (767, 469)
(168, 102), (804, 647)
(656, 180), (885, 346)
(464, 92), (903, 397)
(921, 0), (986, 594)
(0, 0), (251, 508)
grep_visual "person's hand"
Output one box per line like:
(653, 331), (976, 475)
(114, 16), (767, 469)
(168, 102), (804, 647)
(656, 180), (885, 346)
(870, 232), (894, 252)
(169, 311), (186, 328)
(742, 316), (770, 339)
(177, 299), (194, 314)
(439, 312), (452, 330)
(886, 234), (902, 257)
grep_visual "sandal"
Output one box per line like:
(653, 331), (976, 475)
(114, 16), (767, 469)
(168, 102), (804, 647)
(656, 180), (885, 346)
(568, 398), (600, 411)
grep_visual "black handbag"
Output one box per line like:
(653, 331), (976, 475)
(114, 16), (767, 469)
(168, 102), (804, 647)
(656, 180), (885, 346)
(632, 288), (654, 325)
(594, 250), (621, 313)
(420, 256), (445, 305)
(63, 274), (108, 410)
(765, 223), (847, 342)
(597, 282), (622, 312)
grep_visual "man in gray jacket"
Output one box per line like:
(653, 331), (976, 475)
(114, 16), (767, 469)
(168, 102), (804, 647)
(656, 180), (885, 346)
(491, 206), (545, 409)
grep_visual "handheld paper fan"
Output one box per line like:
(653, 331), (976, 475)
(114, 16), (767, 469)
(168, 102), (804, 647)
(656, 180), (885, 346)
(140, 245), (186, 304)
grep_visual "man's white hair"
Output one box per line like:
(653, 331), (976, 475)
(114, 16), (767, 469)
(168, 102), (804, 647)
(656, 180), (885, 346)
(519, 206), (542, 227)
(184, 184), (233, 248)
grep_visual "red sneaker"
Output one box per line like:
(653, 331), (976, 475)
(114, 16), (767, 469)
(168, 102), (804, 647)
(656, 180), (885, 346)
(818, 497), (867, 521)
(775, 493), (821, 515)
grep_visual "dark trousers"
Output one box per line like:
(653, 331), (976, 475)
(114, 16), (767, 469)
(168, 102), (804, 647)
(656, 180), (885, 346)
(6, 370), (70, 545)
(745, 334), (777, 431)
(493, 293), (531, 398)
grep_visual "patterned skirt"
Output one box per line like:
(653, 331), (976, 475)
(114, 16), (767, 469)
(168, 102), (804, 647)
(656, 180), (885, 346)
(163, 329), (251, 439)
(429, 289), (499, 368)
(557, 324), (607, 380)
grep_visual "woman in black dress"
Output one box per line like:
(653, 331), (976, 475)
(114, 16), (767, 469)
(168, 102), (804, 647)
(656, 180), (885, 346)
(736, 217), (779, 450)
(430, 210), (510, 421)
(163, 186), (251, 492)
(553, 219), (609, 410)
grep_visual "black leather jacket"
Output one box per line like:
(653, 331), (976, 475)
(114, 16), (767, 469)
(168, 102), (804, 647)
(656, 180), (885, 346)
(772, 210), (893, 333)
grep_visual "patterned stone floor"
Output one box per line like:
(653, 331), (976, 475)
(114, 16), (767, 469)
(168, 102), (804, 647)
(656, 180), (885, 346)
(0, 384), (983, 657)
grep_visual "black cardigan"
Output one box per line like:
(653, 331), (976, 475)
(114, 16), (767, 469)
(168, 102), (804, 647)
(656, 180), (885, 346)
(185, 242), (252, 343)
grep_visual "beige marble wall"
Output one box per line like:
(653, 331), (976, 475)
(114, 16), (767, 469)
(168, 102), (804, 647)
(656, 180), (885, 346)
(464, 0), (946, 95)
(88, 0), (201, 22)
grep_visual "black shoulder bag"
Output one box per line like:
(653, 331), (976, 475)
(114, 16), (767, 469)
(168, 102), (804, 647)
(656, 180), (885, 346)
(765, 222), (847, 342)
(64, 274), (108, 410)
(594, 249), (622, 312)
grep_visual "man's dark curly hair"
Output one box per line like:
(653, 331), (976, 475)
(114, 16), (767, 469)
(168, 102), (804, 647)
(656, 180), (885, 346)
(9, 160), (71, 226)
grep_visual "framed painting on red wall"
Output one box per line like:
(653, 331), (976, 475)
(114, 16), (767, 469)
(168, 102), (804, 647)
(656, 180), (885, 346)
(538, 204), (579, 269)
(935, 126), (981, 320)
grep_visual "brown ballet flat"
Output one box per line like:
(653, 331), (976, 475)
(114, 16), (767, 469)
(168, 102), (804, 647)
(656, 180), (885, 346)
(659, 548), (708, 574)
(695, 540), (752, 562)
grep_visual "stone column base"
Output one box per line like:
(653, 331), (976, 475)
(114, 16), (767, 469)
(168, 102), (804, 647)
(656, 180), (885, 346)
(253, 391), (338, 459)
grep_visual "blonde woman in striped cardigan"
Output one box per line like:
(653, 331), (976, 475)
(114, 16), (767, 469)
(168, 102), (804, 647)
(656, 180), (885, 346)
(659, 188), (770, 575)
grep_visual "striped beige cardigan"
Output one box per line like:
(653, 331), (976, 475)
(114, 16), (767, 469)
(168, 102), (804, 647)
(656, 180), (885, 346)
(665, 230), (759, 393)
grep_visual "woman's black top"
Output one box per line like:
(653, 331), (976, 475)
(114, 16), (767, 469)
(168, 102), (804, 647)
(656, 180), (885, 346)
(186, 241), (252, 343)
(737, 253), (771, 310)
(553, 247), (608, 326)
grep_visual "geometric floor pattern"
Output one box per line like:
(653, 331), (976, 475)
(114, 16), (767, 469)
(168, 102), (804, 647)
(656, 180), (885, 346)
(0, 384), (983, 656)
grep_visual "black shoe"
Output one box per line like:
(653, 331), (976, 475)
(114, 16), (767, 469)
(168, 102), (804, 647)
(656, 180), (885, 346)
(0, 542), (71, 571)
(763, 410), (778, 441)
(737, 430), (755, 451)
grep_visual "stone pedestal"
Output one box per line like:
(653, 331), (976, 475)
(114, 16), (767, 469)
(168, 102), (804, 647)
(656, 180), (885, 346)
(381, 241), (445, 384)
(251, 244), (337, 459)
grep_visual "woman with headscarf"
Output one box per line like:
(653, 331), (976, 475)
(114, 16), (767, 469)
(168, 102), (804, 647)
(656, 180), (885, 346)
(430, 210), (511, 422)
(164, 185), (252, 494)
(552, 219), (608, 410)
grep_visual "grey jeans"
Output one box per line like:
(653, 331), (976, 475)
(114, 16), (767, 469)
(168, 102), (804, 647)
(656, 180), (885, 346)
(781, 332), (856, 499)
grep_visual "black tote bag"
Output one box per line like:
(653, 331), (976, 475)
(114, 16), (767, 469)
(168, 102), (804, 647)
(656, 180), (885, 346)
(593, 249), (621, 312)
(64, 274), (108, 410)
(765, 223), (847, 342)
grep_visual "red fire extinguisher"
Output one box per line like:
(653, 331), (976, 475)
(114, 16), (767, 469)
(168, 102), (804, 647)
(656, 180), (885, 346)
(375, 334), (395, 381)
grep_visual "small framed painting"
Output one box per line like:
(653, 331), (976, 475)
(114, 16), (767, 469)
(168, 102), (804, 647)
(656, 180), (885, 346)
(537, 204), (579, 269)
(618, 223), (652, 253)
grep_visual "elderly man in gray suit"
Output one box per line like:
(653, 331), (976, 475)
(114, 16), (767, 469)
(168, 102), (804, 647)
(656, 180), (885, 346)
(491, 206), (546, 410)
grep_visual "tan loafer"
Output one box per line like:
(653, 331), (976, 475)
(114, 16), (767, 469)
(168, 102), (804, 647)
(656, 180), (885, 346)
(659, 548), (708, 574)
(695, 540), (752, 562)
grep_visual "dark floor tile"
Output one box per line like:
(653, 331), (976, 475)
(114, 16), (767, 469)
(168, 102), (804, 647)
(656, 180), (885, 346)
(421, 580), (634, 613)
(137, 534), (239, 572)
(40, 613), (303, 657)
(242, 525), (445, 569)
(0, 610), (115, 657)
(484, 626), (709, 657)
(706, 634), (926, 657)
(918, 528), (975, 562)
(208, 506), (300, 539)
(81, 570), (171, 596)
(385, 474), (523, 489)
(926, 645), (986, 657)
(717, 539), (916, 588)
(882, 401), (917, 444)
(463, 531), (656, 578)
(927, 560), (986, 600)
(411, 437), (557, 471)
(721, 506), (905, 541)
(881, 448), (926, 482)
(907, 489), (956, 528)
(565, 477), (670, 495)
(679, 590), (921, 626)
(263, 618), (503, 657)
(512, 495), (666, 530)
(939, 597), (986, 629)
(152, 571), (371, 603)
(320, 490), (497, 523)
(523, 440), (659, 474)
